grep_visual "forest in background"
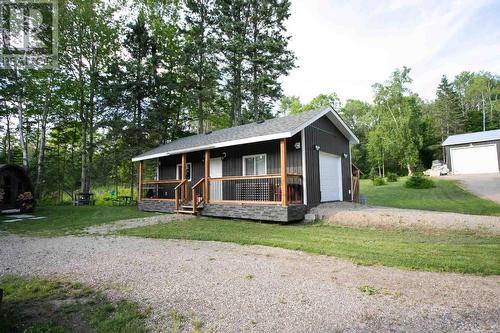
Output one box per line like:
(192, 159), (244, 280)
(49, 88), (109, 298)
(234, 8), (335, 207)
(0, 0), (499, 202)
(280, 68), (500, 177)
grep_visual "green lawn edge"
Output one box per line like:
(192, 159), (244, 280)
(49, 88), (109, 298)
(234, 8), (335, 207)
(120, 217), (500, 275)
(360, 178), (500, 216)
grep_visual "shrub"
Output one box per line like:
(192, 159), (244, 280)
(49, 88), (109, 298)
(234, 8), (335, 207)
(404, 175), (435, 189)
(372, 177), (387, 186)
(386, 172), (398, 182)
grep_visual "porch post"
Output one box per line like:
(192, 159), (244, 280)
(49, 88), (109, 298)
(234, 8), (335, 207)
(204, 150), (210, 203)
(280, 138), (287, 207)
(181, 153), (187, 201)
(137, 160), (143, 203)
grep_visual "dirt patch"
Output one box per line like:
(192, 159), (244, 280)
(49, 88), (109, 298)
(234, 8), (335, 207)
(311, 202), (500, 235)
(85, 213), (194, 235)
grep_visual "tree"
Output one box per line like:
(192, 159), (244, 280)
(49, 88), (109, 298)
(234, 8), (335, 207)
(278, 95), (302, 115)
(340, 99), (373, 171)
(245, 0), (295, 122)
(371, 67), (422, 175)
(184, 0), (220, 134)
(302, 92), (341, 112)
(59, 0), (120, 193)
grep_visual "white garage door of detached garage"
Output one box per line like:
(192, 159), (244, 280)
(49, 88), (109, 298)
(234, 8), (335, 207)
(451, 144), (499, 174)
(319, 152), (343, 202)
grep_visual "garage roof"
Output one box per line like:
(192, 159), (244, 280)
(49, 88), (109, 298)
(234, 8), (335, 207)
(133, 108), (359, 161)
(442, 129), (500, 146)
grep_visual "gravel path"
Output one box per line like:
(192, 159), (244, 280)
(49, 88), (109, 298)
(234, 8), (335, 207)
(1, 235), (498, 332)
(311, 202), (500, 234)
(84, 213), (193, 234)
(446, 174), (500, 204)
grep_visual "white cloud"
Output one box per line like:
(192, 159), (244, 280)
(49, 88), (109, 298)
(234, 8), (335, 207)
(282, 0), (498, 104)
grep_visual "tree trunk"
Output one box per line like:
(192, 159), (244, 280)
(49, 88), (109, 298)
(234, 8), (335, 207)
(35, 104), (49, 198)
(407, 164), (413, 177)
(15, 69), (29, 170)
(6, 114), (12, 164)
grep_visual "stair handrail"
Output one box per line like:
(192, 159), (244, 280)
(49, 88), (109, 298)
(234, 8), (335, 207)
(174, 179), (187, 210)
(191, 177), (205, 214)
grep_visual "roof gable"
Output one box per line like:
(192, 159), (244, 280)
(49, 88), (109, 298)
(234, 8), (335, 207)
(442, 129), (500, 146)
(133, 108), (359, 161)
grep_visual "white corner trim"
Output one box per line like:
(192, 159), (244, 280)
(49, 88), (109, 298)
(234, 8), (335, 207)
(349, 144), (353, 201)
(301, 129), (307, 205)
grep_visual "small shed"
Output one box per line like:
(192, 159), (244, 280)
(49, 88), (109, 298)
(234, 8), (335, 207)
(0, 164), (34, 211)
(442, 129), (500, 174)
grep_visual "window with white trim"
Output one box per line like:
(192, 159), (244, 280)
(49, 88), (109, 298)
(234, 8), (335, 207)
(243, 154), (267, 176)
(176, 163), (192, 181)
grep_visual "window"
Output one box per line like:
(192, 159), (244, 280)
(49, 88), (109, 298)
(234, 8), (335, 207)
(176, 163), (192, 181)
(243, 154), (267, 176)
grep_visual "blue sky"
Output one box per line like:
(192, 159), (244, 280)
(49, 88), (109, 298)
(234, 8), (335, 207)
(281, 0), (500, 103)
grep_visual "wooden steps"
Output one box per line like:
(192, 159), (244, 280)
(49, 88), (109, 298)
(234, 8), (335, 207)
(175, 202), (204, 215)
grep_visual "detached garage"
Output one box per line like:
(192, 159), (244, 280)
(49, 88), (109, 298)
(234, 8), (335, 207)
(443, 129), (500, 175)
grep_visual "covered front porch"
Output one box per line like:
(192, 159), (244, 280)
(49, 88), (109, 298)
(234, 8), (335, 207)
(136, 136), (307, 222)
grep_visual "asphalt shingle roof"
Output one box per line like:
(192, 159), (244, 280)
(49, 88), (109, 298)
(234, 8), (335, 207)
(442, 129), (500, 146)
(133, 108), (358, 161)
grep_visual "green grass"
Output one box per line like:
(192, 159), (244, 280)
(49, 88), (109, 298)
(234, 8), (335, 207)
(0, 276), (147, 333)
(360, 178), (500, 216)
(0, 205), (155, 236)
(120, 217), (500, 275)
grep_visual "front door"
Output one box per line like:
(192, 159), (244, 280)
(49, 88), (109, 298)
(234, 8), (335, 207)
(319, 152), (343, 202)
(210, 157), (223, 201)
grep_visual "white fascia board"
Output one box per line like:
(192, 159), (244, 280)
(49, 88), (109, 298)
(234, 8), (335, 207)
(442, 137), (500, 146)
(132, 131), (292, 162)
(288, 108), (360, 144)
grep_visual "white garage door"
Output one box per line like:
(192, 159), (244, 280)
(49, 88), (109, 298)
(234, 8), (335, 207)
(451, 144), (499, 174)
(319, 152), (343, 202)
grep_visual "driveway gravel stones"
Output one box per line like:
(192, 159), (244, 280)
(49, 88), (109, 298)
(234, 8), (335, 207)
(312, 202), (500, 235)
(1, 234), (498, 332)
(446, 173), (500, 204)
(84, 213), (193, 234)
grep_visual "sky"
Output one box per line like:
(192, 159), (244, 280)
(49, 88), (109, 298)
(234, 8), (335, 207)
(281, 0), (500, 104)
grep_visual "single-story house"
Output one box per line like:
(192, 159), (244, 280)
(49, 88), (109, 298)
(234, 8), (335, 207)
(442, 129), (500, 175)
(132, 108), (359, 222)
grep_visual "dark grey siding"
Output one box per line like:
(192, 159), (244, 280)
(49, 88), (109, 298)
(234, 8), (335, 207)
(210, 132), (302, 176)
(445, 140), (500, 172)
(159, 151), (204, 200)
(304, 115), (351, 208)
(158, 133), (303, 201)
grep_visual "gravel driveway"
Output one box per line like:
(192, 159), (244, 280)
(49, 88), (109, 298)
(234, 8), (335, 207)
(446, 173), (500, 204)
(1, 235), (498, 332)
(311, 202), (500, 234)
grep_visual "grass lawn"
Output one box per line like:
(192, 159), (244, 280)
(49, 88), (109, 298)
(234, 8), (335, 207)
(120, 217), (500, 275)
(360, 178), (500, 216)
(0, 205), (155, 236)
(0, 275), (147, 333)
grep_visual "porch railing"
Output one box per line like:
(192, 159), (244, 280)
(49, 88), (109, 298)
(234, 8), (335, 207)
(174, 179), (187, 210)
(191, 178), (205, 213)
(140, 174), (303, 206)
(141, 180), (180, 200)
(208, 174), (303, 204)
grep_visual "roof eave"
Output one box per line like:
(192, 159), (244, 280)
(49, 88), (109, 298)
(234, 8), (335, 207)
(442, 137), (500, 146)
(132, 131), (293, 162)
